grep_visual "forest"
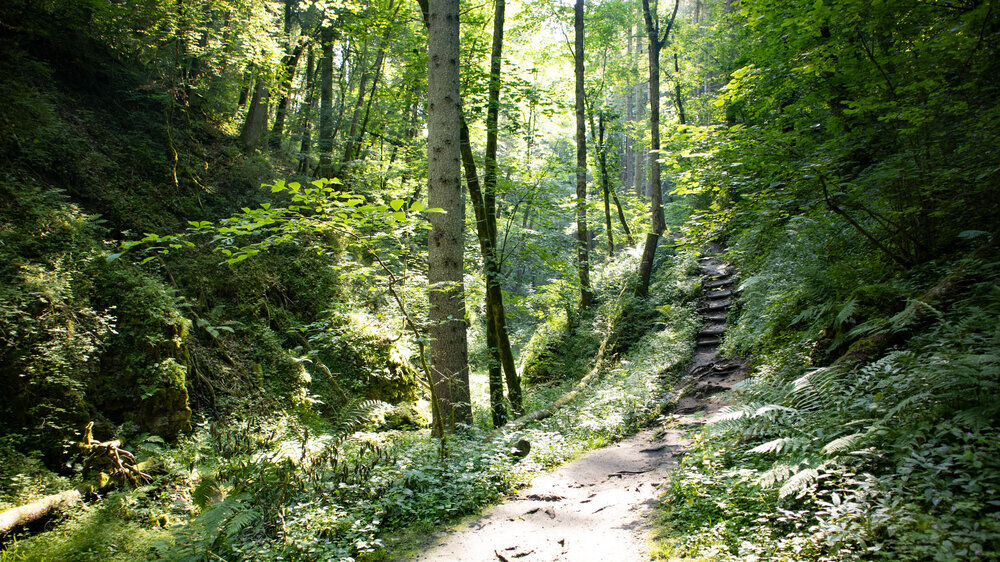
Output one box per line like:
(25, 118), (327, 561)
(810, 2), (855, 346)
(0, 0), (998, 559)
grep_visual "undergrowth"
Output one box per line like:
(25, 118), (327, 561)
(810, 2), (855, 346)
(2, 248), (701, 561)
(653, 248), (1000, 560)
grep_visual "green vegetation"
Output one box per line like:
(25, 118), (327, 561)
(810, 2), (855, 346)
(2, 0), (998, 560)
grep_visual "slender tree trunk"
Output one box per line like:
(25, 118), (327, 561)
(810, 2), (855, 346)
(269, 43), (305, 148)
(611, 184), (634, 246)
(459, 123), (505, 427)
(483, 0), (522, 418)
(298, 46), (316, 173)
(317, 26), (335, 177)
(673, 52), (686, 125)
(574, 0), (593, 309)
(623, 26), (635, 191)
(633, 35), (647, 198)
(342, 3), (398, 171)
(637, 0), (679, 297)
(427, 0), (469, 433)
(597, 112), (615, 255)
(239, 80), (270, 151)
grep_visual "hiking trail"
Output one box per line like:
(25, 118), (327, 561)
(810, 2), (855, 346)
(410, 254), (744, 561)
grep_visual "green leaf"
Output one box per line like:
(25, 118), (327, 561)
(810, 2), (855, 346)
(409, 201), (427, 212)
(390, 199), (405, 211)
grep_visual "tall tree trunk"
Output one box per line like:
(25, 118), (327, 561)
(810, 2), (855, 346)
(427, 0), (469, 433)
(269, 43), (305, 149)
(483, 0), (522, 418)
(297, 45), (316, 173)
(574, 0), (593, 309)
(342, 2), (398, 172)
(317, 26), (335, 178)
(239, 80), (270, 151)
(633, 35), (647, 198)
(673, 52), (686, 125)
(623, 25), (635, 191)
(598, 112), (614, 255)
(636, 0), (679, 297)
(611, 183), (635, 246)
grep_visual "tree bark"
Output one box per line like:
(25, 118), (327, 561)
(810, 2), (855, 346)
(636, 0), (679, 297)
(483, 0), (522, 418)
(0, 490), (82, 537)
(297, 45), (316, 173)
(317, 26), (335, 177)
(611, 183), (634, 246)
(427, 0), (470, 433)
(269, 42), (305, 149)
(239, 80), (270, 151)
(673, 52), (686, 126)
(574, 0), (593, 309)
(598, 112), (614, 255)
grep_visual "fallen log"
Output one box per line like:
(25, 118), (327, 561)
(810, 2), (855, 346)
(0, 422), (153, 539)
(832, 231), (999, 369)
(0, 489), (82, 537)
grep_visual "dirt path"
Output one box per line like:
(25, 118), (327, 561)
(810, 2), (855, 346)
(410, 256), (744, 562)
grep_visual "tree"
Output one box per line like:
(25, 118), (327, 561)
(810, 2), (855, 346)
(316, 24), (336, 177)
(239, 78), (271, 151)
(574, 0), (593, 309)
(636, 0), (679, 297)
(426, 0), (470, 433)
(482, 0), (523, 423)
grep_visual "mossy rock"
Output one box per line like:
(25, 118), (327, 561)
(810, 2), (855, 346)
(137, 358), (192, 438)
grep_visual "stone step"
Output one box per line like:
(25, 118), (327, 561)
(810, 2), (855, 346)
(706, 288), (733, 299)
(699, 325), (726, 337)
(696, 337), (721, 348)
(704, 313), (728, 322)
(704, 278), (733, 289)
(700, 300), (731, 311)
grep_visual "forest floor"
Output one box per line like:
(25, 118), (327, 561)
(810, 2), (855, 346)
(409, 255), (744, 561)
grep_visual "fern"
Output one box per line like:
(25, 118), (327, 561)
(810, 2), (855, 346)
(821, 432), (864, 455)
(779, 465), (820, 498)
(835, 298), (858, 325)
(224, 507), (261, 537)
(331, 399), (390, 446)
(757, 462), (798, 488)
(748, 436), (808, 455)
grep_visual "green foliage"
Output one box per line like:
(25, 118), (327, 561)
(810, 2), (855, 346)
(656, 255), (1000, 560)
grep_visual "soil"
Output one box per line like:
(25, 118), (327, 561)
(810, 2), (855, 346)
(409, 255), (744, 562)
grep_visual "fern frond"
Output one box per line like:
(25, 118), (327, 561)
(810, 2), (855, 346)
(757, 462), (798, 488)
(331, 399), (390, 445)
(779, 466), (819, 498)
(712, 405), (750, 422)
(748, 437), (797, 455)
(821, 432), (864, 455)
(835, 299), (857, 326)
(753, 404), (797, 417)
(224, 507), (261, 537)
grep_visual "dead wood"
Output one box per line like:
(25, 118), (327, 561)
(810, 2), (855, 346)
(0, 423), (152, 538)
(832, 231), (999, 369)
(0, 489), (82, 537)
